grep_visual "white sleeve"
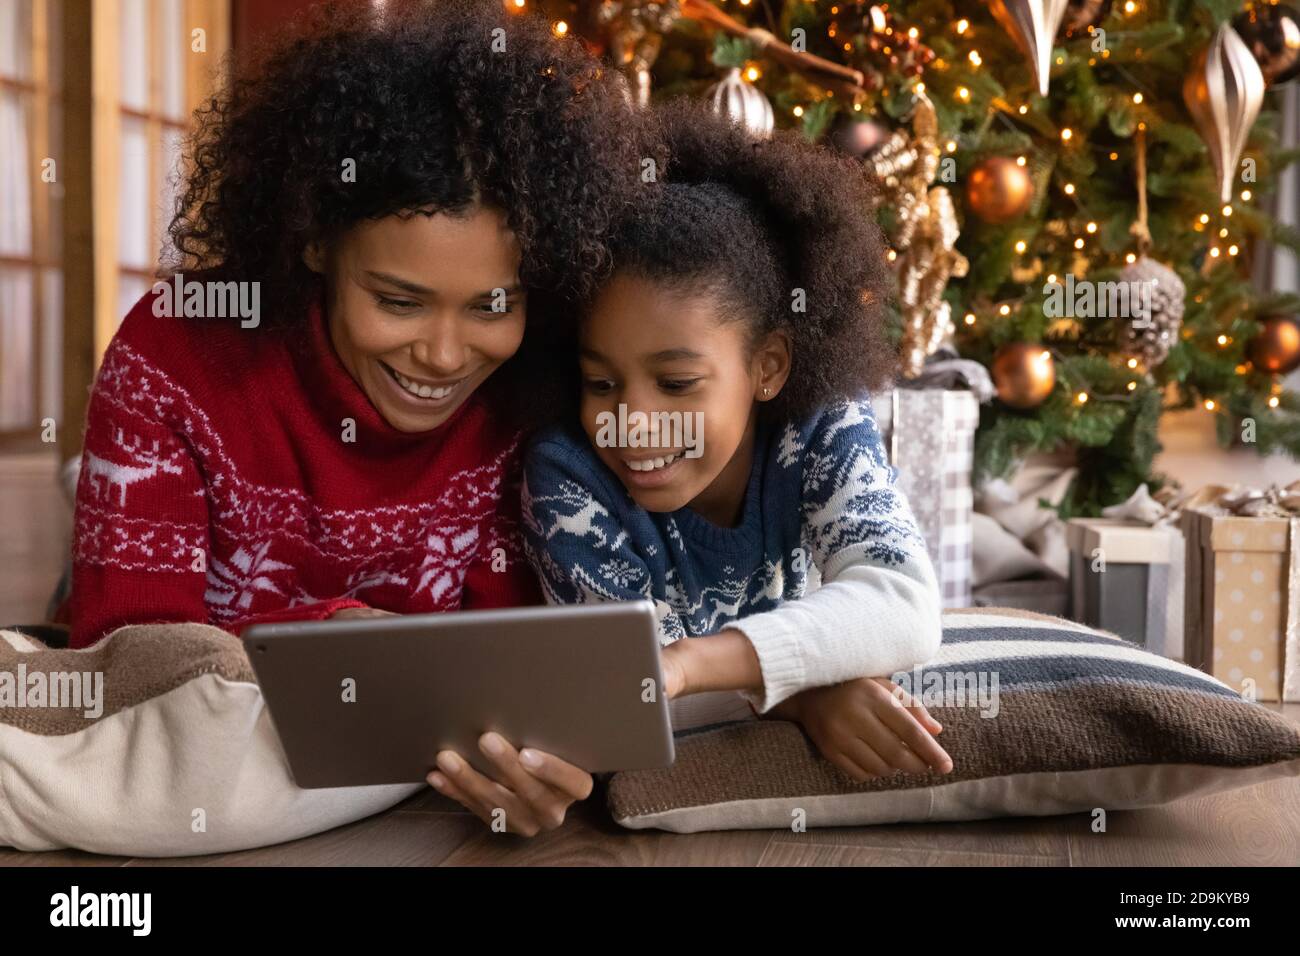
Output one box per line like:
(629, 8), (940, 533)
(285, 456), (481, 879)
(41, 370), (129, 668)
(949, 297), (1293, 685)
(722, 551), (942, 713)
(720, 399), (943, 713)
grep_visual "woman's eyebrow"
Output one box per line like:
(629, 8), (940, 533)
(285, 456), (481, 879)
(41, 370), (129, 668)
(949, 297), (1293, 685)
(471, 284), (524, 298)
(365, 270), (433, 295)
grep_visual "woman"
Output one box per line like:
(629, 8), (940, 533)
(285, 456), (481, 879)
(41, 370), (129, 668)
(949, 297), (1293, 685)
(70, 0), (652, 835)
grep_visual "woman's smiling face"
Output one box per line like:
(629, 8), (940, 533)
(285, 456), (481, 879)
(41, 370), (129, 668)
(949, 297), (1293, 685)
(311, 205), (527, 432)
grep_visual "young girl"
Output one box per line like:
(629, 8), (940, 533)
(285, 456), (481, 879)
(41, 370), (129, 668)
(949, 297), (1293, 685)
(521, 102), (953, 782)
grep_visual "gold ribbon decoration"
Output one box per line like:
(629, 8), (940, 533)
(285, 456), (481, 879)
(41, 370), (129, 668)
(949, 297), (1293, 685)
(868, 94), (969, 377)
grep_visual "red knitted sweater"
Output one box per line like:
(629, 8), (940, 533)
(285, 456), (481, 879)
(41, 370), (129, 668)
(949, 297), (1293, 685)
(70, 292), (541, 648)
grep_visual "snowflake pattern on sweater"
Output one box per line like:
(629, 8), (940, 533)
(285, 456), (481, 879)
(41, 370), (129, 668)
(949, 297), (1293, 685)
(70, 294), (539, 647)
(521, 398), (929, 643)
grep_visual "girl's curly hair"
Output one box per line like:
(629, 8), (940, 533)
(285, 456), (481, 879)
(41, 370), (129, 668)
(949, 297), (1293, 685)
(168, 0), (655, 322)
(609, 99), (897, 422)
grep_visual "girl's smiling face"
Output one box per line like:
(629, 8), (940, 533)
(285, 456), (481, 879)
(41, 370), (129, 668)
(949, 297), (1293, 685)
(309, 205), (527, 433)
(579, 271), (790, 525)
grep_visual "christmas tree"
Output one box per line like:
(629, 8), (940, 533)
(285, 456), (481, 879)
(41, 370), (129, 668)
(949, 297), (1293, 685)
(529, 0), (1300, 513)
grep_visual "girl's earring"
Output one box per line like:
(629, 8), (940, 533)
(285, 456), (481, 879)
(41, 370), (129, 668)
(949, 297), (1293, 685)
(761, 386), (771, 399)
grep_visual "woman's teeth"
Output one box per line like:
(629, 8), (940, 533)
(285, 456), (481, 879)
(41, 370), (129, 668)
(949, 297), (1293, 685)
(391, 367), (459, 400)
(625, 453), (679, 472)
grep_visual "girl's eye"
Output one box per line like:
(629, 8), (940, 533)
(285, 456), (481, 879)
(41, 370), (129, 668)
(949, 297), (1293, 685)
(474, 302), (515, 317)
(582, 378), (614, 394)
(376, 295), (419, 313)
(660, 378), (701, 393)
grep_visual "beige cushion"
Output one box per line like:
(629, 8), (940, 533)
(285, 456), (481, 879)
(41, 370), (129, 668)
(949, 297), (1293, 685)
(608, 608), (1300, 832)
(0, 624), (418, 857)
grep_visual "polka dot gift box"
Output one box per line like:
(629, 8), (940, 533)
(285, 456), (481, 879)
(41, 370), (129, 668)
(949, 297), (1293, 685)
(1180, 483), (1300, 703)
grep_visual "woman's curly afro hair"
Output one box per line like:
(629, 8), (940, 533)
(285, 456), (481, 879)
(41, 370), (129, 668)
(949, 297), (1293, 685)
(168, 0), (657, 323)
(610, 99), (897, 422)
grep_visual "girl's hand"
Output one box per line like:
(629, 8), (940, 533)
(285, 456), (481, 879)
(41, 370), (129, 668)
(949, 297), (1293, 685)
(427, 732), (594, 837)
(775, 677), (954, 782)
(330, 605), (397, 620)
(660, 640), (690, 699)
(658, 630), (763, 700)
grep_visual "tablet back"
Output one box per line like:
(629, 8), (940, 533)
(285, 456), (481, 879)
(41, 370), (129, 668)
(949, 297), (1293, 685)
(244, 601), (674, 788)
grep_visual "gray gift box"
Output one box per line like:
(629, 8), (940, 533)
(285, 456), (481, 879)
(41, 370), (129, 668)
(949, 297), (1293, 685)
(1065, 518), (1184, 658)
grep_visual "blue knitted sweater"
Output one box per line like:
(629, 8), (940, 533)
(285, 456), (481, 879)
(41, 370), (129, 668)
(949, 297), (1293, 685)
(520, 397), (933, 645)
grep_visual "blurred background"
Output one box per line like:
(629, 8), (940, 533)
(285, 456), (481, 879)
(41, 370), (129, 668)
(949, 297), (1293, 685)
(0, 0), (1297, 625)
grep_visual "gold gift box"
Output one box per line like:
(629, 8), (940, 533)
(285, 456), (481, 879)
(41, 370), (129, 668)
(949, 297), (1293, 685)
(1180, 507), (1299, 702)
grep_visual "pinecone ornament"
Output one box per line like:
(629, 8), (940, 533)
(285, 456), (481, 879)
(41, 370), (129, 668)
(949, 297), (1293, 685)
(1119, 257), (1185, 368)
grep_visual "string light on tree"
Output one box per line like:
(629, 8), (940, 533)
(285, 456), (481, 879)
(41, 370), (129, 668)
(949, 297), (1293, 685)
(635, 0), (1300, 513)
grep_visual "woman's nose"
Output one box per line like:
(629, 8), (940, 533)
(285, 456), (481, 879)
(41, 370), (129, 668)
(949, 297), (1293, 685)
(410, 315), (467, 374)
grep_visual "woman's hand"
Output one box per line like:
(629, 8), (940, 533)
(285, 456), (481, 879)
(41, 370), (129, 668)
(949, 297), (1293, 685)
(773, 677), (954, 782)
(427, 732), (594, 837)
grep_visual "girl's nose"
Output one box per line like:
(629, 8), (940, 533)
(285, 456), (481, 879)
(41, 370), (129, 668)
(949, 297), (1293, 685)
(620, 386), (667, 443)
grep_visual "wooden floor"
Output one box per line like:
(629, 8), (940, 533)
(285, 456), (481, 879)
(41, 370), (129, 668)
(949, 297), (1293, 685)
(3, 451), (1299, 867)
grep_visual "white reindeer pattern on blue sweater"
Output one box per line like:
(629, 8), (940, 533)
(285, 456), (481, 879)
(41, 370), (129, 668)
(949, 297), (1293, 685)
(520, 398), (929, 643)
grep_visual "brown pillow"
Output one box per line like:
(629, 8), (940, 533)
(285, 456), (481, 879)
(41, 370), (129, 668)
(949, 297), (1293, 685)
(608, 609), (1300, 832)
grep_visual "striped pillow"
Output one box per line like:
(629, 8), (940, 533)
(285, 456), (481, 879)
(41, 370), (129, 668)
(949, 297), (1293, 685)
(607, 608), (1300, 832)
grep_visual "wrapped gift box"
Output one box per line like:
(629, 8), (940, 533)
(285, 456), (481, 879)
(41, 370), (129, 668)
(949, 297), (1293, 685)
(1180, 507), (1300, 702)
(1065, 518), (1183, 659)
(872, 389), (979, 608)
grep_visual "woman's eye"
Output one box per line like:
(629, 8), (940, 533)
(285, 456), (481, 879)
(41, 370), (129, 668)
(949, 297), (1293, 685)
(582, 378), (614, 394)
(475, 302), (515, 316)
(660, 378), (701, 393)
(376, 295), (419, 313)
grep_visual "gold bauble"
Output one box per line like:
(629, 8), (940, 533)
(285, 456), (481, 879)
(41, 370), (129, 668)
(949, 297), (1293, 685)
(1249, 316), (1300, 374)
(965, 156), (1034, 225)
(992, 342), (1057, 409)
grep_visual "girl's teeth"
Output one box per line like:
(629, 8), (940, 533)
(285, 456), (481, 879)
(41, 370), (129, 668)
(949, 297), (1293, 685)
(393, 368), (457, 400)
(628, 453), (678, 472)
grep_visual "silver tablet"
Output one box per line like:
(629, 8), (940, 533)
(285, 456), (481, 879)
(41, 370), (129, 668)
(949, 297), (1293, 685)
(244, 600), (675, 788)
